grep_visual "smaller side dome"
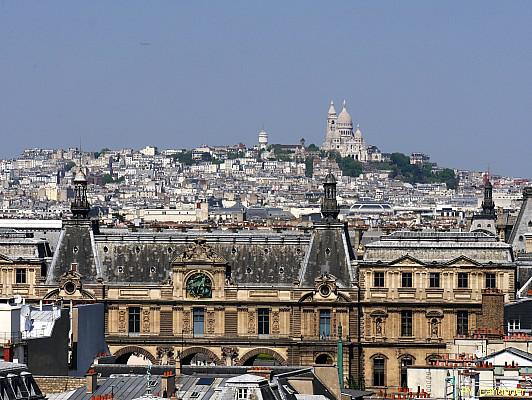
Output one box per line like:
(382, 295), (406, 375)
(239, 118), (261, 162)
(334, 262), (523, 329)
(354, 124), (363, 138)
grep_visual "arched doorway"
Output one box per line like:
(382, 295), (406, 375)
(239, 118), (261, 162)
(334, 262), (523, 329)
(114, 346), (156, 365)
(315, 353), (334, 365)
(179, 347), (220, 366)
(182, 352), (211, 366)
(239, 348), (286, 366)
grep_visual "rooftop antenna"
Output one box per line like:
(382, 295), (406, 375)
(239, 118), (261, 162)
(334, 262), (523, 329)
(79, 137), (82, 169)
(145, 364), (152, 396)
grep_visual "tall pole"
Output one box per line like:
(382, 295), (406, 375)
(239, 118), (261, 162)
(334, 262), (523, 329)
(337, 323), (344, 389)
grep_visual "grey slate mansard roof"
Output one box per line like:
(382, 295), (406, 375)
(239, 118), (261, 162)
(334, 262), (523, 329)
(363, 231), (514, 263)
(48, 221), (355, 289)
(509, 187), (532, 254)
(48, 375), (163, 400)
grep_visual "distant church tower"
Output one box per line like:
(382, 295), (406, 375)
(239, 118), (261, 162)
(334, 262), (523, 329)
(258, 128), (269, 150)
(71, 167), (90, 218)
(323, 101), (338, 150)
(321, 173), (340, 221)
(470, 174), (496, 235)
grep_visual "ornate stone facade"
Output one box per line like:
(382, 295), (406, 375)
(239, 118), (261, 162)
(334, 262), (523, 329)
(0, 177), (520, 391)
(359, 231), (515, 390)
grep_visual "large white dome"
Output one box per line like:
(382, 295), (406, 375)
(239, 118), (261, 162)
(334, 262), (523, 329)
(337, 101), (352, 126)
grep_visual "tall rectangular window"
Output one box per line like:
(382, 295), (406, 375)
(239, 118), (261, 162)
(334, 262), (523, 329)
(258, 308), (270, 335)
(128, 307), (141, 334)
(457, 311), (469, 336)
(373, 357), (385, 387)
(485, 273), (496, 289)
(458, 273), (469, 288)
(401, 272), (413, 288)
(429, 272), (440, 288)
(15, 269), (27, 284)
(193, 308), (204, 336)
(401, 310), (413, 336)
(319, 310), (331, 338)
(374, 272), (385, 287)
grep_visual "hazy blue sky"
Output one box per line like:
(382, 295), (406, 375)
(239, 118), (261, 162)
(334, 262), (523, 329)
(1, 1), (531, 177)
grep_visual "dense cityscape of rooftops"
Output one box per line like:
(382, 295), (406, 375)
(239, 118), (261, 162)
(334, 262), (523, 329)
(0, 102), (531, 400)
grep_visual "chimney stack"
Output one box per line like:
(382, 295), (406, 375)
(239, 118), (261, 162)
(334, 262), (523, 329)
(478, 289), (504, 338)
(161, 370), (176, 398)
(86, 368), (98, 394)
(3, 342), (12, 362)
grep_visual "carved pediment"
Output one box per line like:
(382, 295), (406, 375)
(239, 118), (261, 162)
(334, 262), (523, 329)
(370, 309), (388, 318)
(426, 309), (444, 318)
(445, 255), (481, 267)
(313, 272), (338, 299)
(59, 269), (82, 288)
(172, 238), (226, 264)
(314, 272), (337, 290)
(58, 269), (84, 296)
(0, 254), (13, 263)
(43, 286), (95, 300)
(389, 254), (425, 267)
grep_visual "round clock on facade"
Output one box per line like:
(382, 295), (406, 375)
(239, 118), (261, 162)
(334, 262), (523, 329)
(186, 273), (213, 298)
(319, 284), (331, 297)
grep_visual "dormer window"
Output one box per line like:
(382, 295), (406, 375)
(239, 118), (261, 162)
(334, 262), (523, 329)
(237, 388), (249, 400)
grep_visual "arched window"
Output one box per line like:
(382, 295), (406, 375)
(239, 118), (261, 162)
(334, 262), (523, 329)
(373, 357), (385, 387)
(315, 354), (333, 365)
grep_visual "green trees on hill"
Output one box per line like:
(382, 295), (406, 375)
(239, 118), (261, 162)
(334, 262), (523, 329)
(172, 151), (194, 165)
(64, 161), (76, 172)
(386, 152), (459, 189)
(304, 149), (458, 189)
(102, 174), (125, 185)
(304, 157), (314, 177)
(334, 154), (363, 177)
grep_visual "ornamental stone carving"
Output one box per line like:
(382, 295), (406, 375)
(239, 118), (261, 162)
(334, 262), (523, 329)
(430, 318), (439, 337)
(118, 310), (126, 333)
(272, 311), (280, 334)
(157, 346), (175, 365)
(222, 346), (239, 364)
(248, 310), (256, 334)
(142, 309), (150, 333)
(182, 310), (191, 334)
(173, 238), (226, 264)
(376, 318), (383, 336)
(207, 311), (215, 334)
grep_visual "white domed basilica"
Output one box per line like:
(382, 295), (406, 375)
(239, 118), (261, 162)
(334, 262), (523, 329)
(322, 100), (381, 162)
